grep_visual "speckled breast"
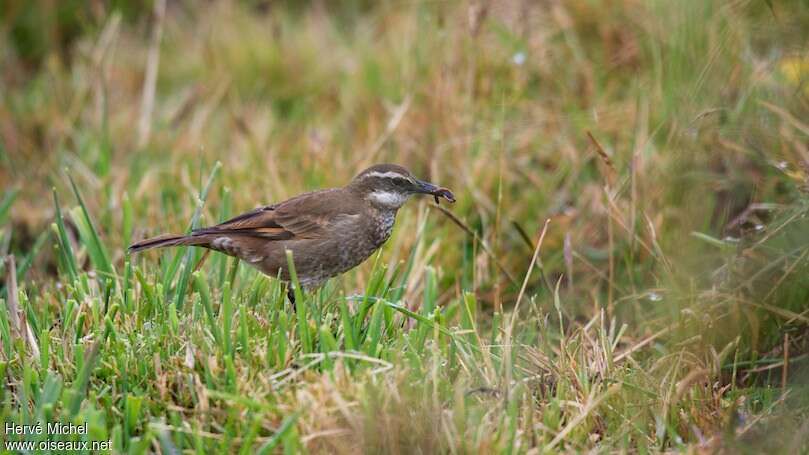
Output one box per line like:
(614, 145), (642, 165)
(330, 210), (396, 275)
(290, 210), (397, 289)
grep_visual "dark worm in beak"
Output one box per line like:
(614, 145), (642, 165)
(432, 188), (455, 204)
(414, 179), (455, 205)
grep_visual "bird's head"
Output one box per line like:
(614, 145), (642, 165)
(348, 164), (455, 210)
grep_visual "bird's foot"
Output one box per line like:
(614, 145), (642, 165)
(287, 286), (297, 311)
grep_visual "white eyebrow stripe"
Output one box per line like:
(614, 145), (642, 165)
(362, 171), (411, 181)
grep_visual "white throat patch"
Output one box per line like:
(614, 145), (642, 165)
(368, 190), (408, 208)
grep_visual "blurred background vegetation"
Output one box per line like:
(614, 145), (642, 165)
(1, 0), (808, 452)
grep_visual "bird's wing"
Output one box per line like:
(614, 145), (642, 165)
(192, 205), (292, 240)
(192, 189), (356, 241)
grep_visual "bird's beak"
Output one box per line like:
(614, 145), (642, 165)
(415, 179), (456, 204)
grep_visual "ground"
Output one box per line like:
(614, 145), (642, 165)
(1, 0), (809, 452)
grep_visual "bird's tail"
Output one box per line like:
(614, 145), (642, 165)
(128, 233), (208, 253)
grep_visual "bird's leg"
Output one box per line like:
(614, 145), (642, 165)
(286, 285), (297, 311)
(193, 249), (212, 272)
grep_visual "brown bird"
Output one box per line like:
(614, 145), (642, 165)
(129, 164), (455, 304)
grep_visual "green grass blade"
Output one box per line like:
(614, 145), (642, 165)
(174, 161), (221, 310)
(67, 340), (102, 417)
(256, 412), (299, 455)
(363, 300), (385, 357)
(0, 188), (18, 226)
(68, 174), (114, 278)
(193, 271), (222, 345)
(285, 250), (311, 353)
(52, 189), (79, 283)
(222, 280), (233, 357)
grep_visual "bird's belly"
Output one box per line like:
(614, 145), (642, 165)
(324, 236), (385, 276)
(257, 238), (376, 289)
(250, 212), (396, 289)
